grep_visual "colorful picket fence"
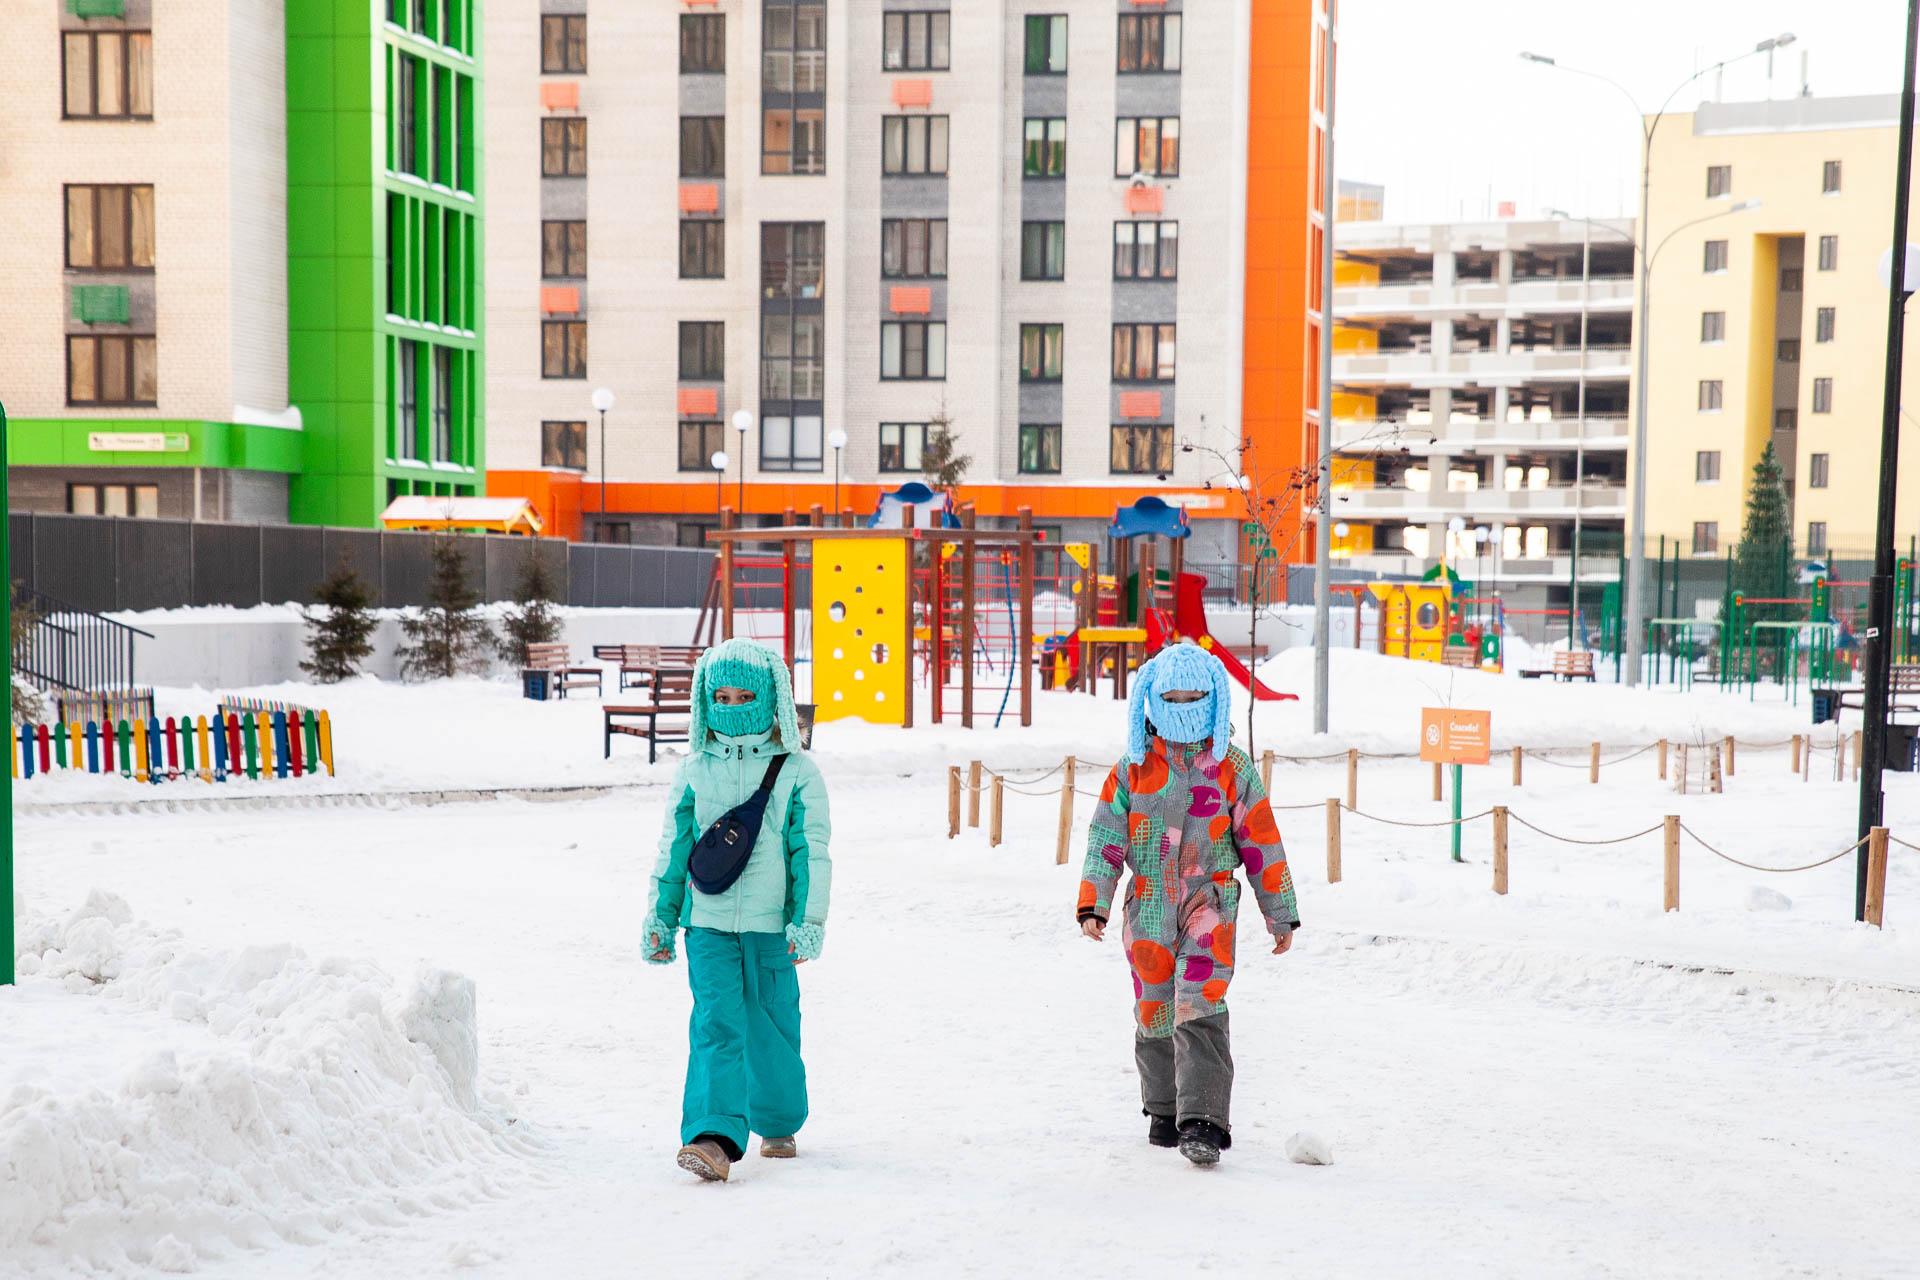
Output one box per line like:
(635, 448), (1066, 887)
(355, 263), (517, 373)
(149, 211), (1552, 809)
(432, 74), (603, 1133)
(10, 709), (335, 784)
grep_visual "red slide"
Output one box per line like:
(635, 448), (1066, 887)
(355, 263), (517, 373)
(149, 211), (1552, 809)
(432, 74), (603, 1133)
(1149, 573), (1297, 702)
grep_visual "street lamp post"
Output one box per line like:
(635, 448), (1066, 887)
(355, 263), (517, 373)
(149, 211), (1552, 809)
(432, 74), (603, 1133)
(828, 428), (848, 524)
(730, 409), (753, 517)
(711, 450), (729, 518)
(591, 387), (615, 525)
(1523, 33), (1794, 686)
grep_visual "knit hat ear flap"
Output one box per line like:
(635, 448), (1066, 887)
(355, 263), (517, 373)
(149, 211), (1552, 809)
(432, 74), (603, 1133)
(1207, 645), (1234, 761)
(769, 650), (803, 751)
(689, 645), (717, 746)
(1125, 660), (1155, 765)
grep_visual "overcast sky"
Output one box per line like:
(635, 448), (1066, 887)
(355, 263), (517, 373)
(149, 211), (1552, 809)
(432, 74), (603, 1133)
(1336, 0), (1911, 224)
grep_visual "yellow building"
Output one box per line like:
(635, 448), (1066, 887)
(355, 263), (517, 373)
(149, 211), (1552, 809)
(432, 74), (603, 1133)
(1641, 95), (1920, 563)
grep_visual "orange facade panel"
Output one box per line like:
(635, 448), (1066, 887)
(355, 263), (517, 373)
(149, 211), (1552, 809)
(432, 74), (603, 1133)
(679, 183), (719, 214)
(540, 285), (580, 315)
(540, 81), (579, 112)
(1124, 185), (1165, 214)
(1118, 390), (1163, 420)
(677, 387), (719, 416)
(891, 78), (934, 108)
(888, 285), (932, 315)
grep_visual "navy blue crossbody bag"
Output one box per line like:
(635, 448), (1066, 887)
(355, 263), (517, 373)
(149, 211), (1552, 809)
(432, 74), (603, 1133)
(689, 754), (788, 895)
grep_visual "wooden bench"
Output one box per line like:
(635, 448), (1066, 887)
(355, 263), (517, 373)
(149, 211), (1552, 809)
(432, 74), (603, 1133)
(1441, 645), (1479, 669)
(589, 644), (707, 691)
(1520, 649), (1596, 681)
(604, 669), (695, 762)
(1822, 662), (1920, 722)
(525, 642), (603, 699)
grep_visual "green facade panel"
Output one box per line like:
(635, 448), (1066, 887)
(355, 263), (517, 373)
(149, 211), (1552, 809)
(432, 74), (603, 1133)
(7, 419), (305, 472)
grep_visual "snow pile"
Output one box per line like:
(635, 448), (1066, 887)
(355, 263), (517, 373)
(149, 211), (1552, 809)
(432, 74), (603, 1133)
(0, 892), (540, 1276)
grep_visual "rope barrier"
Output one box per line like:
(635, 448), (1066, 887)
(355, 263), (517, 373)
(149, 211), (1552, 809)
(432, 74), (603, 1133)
(1678, 825), (1868, 874)
(1523, 742), (1659, 769)
(1507, 813), (1665, 846)
(1888, 834), (1920, 856)
(1343, 806), (1496, 830)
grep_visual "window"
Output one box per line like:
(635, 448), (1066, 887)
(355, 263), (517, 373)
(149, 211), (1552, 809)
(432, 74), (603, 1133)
(879, 421), (929, 472)
(1692, 522), (1719, 555)
(1020, 324), (1064, 382)
(1112, 323), (1176, 381)
(1813, 377), (1833, 413)
(396, 339), (419, 457)
(678, 420), (725, 471)
(542, 320), (587, 378)
(541, 15), (586, 72)
(880, 321), (947, 379)
(431, 347), (453, 461)
(398, 56), (418, 174)
(1695, 450), (1721, 483)
(762, 108), (826, 174)
(763, 3), (826, 92)
(66, 335), (156, 407)
(1818, 235), (1838, 271)
(762, 313), (825, 399)
(1706, 164), (1731, 198)
(1807, 522), (1828, 557)
(1776, 408), (1798, 433)
(1110, 424), (1173, 474)
(1114, 221), (1179, 279)
(1823, 159), (1842, 194)
(1024, 15), (1067, 73)
(1115, 117), (1180, 178)
(62, 31), (153, 119)
(679, 220), (725, 279)
(679, 321), (725, 379)
(1117, 13), (1181, 72)
(676, 522), (716, 548)
(1816, 307), (1836, 343)
(1703, 240), (1728, 273)
(1024, 118), (1067, 177)
(761, 413), (823, 471)
(1022, 221), (1066, 281)
(680, 116), (725, 177)
(65, 185), (155, 270)
(882, 115), (950, 175)
(1778, 339), (1801, 363)
(541, 117), (588, 176)
(883, 11), (950, 70)
(881, 218), (948, 279)
(680, 13), (724, 73)
(429, 64), (448, 185)
(542, 420), (588, 470)
(1781, 267), (1803, 292)
(541, 220), (587, 278)
(67, 483), (160, 519)
(1700, 310), (1725, 343)
(1697, 380), (1723, 411)
(1810, 453), (1830, 488)
(761, 222), (825, 298)
(1019, 424), (1062, 474)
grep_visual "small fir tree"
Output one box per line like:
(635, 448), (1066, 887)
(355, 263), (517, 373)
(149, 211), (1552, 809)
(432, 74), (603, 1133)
(300, 559), (379, 683)
(398, 535), (494, 680)
(496, 546), (562, 668)
(1734, 441), (1794, 610)
(10, 581), (44, 725)
(919, 408), (972, 491)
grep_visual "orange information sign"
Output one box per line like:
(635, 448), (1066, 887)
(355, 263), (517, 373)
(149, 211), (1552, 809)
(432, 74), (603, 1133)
(1420, 707), (1492, 765)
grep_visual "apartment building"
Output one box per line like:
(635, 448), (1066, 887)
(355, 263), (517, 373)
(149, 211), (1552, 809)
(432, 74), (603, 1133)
(1331, 216), (1634, 612)
(484, 0), (1332, 565)
(0, 0), (483, 529)
(1640, 95), (1920, 563)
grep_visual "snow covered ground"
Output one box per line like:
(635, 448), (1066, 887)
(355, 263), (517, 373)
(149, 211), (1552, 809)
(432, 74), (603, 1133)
(6, 652), (1919, 1277)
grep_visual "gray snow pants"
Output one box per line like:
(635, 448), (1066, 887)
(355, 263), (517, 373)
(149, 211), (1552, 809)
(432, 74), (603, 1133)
(1135, 1010), (1233, 1130)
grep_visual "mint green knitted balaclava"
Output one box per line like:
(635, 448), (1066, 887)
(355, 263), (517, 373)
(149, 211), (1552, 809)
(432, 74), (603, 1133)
(703, 648), (777, 737)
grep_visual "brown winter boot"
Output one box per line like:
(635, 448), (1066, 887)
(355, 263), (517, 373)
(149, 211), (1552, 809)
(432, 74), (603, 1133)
(676, 1138), (732, 1182)
(759, 1136), (798, 1159)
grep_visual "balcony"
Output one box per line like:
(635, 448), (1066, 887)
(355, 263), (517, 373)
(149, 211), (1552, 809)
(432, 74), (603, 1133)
(1331, 417), (1630, 452)
(763, 50), (827, 94)
(1335, 274), (1634, 317)
(1334, 346), (1633, 386)
(1332, 482), (1628, 520)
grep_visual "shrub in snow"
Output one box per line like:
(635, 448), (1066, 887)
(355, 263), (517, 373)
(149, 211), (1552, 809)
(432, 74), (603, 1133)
(398, 534), (495, 680)
(10, 579), (44, 724)
(495, 546), (562, 669)
(301, 557), (379, 683)
(1746, 886), (1793, 912)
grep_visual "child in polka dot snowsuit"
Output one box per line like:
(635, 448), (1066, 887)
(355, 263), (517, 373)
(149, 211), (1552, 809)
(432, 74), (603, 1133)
(1076, 641), (1300, 1166)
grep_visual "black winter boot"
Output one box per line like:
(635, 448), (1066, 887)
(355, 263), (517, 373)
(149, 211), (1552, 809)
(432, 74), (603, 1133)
(1177, 1120), (1230, 1167)
(1146, 1113), (1179, 1148)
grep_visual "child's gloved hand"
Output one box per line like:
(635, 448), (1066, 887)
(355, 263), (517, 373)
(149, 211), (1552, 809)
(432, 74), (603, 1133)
(642, 916), (676, 966)
(785, 922), (825, 964)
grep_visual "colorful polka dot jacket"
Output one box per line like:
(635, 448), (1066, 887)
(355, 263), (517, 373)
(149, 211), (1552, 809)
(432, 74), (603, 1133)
(1077, 738), (1301, 1037)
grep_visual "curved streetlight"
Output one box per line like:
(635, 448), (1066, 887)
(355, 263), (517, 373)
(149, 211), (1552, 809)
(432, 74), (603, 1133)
(730, 409), (753, 517)
(827, 428), (848, 525)
(1522, 33), (1794, 686)
(591, 386), (616, 518)
(710, 449), (729, 518)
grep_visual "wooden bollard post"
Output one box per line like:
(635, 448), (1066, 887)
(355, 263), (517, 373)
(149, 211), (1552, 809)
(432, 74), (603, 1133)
(1346, 749), (1359, 810)
(1431, 760), (1443, 802)
(1261, 749), (1274, 792)
(1491, 805), (1509, 896)
(947, 766), (961, 839)
(1055, 755), (1076, 865)
(989, 775), (1004, 848)
(1589, 741), (1601, 784)
(1657, 738), (1668, 781)
(1325, 797), (1342, 884)
(1865, 827), (1889, 927)
(1725, 735), (1736, 777)
(967, 760), (982, 827)
(1790, 734), (1802, 774)
(1510, 746), (1522, 787)
(1710, 746), (1723, 793)
(1663, 815), (1680, 912)
(1852, 730), (1863, 780)
(1675, 743), (1689, 796)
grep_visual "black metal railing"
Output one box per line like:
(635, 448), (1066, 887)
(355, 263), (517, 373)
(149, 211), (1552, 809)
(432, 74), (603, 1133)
(10, 584), (153, 695)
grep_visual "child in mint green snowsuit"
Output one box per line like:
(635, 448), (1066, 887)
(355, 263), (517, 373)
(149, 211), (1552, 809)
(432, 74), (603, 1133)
(644, 638), (831, 1179)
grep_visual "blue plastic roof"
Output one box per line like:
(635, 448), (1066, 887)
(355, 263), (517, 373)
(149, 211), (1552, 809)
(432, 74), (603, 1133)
(868, 482), (962, 529)
(1107, 495), (1191, 541)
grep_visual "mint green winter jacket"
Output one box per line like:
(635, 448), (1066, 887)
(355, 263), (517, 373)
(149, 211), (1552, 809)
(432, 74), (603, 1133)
(646, 728), (833, 942)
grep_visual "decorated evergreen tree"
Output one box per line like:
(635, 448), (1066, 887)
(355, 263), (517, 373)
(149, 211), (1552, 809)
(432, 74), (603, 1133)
(496, 545), (562, 668)
(300, 559), (379, 683)
(920, 407), (972, 491)
(398, 535), (494, 680)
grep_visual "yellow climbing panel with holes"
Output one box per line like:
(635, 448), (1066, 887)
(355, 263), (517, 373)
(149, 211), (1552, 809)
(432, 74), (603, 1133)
(811, 537), (911, 725)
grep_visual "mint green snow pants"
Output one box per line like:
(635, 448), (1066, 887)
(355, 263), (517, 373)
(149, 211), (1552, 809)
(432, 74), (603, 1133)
(682, 928), (808, 1157)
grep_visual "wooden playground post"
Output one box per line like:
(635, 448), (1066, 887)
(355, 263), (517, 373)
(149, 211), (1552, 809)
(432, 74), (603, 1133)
(902, 523), (917, 730)
(1791, 734), (1802, 774)
(1055, 755), (1077, 865)
(841, 505), (855, 529)
(719, 506), (736, 640)
(1589, 741), (1600, 784)
(989, 775), (1004, 847)
(1260, 749), (1274, 792)
(1510, 746), (1522, 787)
(960, 506), (977, 730)
(1018, 507), (1036, 728)
(809, 502), (823, 527)
(1725, 735), (1736, 777)
(1657, 738), (1668, 781)
(781, 521), (798, 672)
(1325, 797), (1342, 884)
(967, 760), (982, 827)
(1430, 760), (1442, 802)
(1347, 749), (1359, 809)
(1663, 815), (1680, 912)
(1491, 805), (1509, 895)
(928, 524), (945, 725)
(1865, 826), (1889, 927)
(947, 766), (961, 839)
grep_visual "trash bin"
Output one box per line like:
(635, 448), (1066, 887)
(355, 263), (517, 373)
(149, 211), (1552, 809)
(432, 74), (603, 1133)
(522, 668), (552, 702)
(1889, 722), (1919, 773)
(1811, 688), (1841, 724)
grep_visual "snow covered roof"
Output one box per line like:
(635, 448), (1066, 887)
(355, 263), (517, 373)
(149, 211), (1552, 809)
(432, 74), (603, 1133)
(380, 496), (545, 536)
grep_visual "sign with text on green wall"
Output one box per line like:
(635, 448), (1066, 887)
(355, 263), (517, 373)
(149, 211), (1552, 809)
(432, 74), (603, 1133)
(86, 432), (189, 454)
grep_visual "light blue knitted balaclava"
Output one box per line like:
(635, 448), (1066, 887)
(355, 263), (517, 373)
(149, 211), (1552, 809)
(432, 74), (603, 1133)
(1126, 641), (1234, 764)
(690, 638), (802, 745)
